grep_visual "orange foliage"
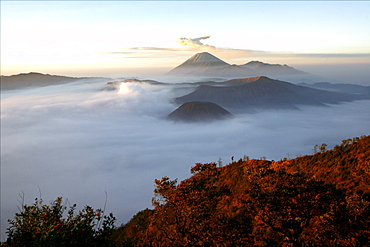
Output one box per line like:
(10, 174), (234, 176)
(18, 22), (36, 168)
(115, 135), (370, 246)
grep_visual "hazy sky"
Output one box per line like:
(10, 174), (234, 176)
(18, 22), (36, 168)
(1, 1), (370, 77)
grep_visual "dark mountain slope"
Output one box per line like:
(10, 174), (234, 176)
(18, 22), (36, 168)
(175, 76), (367, 111)
(1, 72), (86, 90)
(168, 101), (232, 122)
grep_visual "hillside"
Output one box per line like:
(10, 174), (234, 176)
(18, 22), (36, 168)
(114, 135), (370, 246)
(167, 101), (233, 122)
(0, 72), (84, 90)
(174, 76), (367, 112)
(272, 137), (370, 192)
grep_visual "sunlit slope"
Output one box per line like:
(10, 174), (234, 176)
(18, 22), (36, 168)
(114, 135), (370, 246)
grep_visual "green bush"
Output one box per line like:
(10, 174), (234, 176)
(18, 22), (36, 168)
(6, 197), (116, 247)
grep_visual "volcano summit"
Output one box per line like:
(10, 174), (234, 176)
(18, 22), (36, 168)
(167, 52), (310, 82)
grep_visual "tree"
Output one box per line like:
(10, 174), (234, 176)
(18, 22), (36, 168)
(313, 144), (319, 154)
(320, 143), (327, 153)
(6, 197), (116, 247)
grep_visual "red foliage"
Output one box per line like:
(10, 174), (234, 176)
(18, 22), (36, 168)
(114, 136), (370, 246)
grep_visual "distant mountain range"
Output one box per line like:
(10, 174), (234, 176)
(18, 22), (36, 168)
(168, 101), (233, 122)
(3, 70), (369, 123)
(298, 82), (370, 95)
(174, 76), (369, 112)
(167, 52), (314, 82)
(102, 74), (370, 121)
(0, 72), (100, 90)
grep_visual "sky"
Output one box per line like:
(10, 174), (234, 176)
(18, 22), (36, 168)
(1, 1), (370, 79)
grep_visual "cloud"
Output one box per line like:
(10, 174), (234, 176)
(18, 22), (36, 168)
(104, 36), (370, 70)
(121, 47), (185, 52)
(1, 77), (370, 240)
(101, 37), (370, 83)
(176, 36), (215, 50)
(102, 47), (194, 60)
(174, 36), (370, 66)
(104, 36), (217, 59)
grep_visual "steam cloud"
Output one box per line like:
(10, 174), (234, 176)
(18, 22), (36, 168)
(176, 36), (215, 50)
(1, 78), (370, 240)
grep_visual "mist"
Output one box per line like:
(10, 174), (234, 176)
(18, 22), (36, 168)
(1, 78), (370, 240)
(294, 63), (370, 85)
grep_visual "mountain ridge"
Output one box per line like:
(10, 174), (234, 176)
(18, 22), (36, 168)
(174, 76), (368, 111)
(0, 72), (96, 90)
(167, 52), (308, 81)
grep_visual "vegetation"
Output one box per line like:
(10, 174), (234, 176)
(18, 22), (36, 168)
(115, 135), (370, 246)
(3, 135), (369, 246)
(4, 197), (116, 247)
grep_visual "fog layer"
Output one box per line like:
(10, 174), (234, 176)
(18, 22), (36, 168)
(1, 79), (370, 240)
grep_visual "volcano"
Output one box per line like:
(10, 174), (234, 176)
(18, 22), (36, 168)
(167, 52), (230, 76)
(174, 76), (367, 112)
(166, 52), (312, 81)
(168, 101), (233, 122)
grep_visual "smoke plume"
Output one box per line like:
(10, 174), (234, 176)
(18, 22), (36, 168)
(176, 36), (215, 50)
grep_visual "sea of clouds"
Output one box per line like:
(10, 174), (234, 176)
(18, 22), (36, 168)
(1, 78), (370, 240)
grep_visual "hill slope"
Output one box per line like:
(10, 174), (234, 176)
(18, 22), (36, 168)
(114, 135), (370, 246)
(0, 72), (84, 90)
(175, 76), (368, 111)
(167, 101), (233, 122)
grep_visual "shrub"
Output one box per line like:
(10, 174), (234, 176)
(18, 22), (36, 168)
(6, 197), (116, 247)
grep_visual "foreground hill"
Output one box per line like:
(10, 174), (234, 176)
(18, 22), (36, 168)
(175, 76), (368, 112)
(167, 101), (233, 122)
(114, 135), (370, 246)
(1, 72), (91, 90)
